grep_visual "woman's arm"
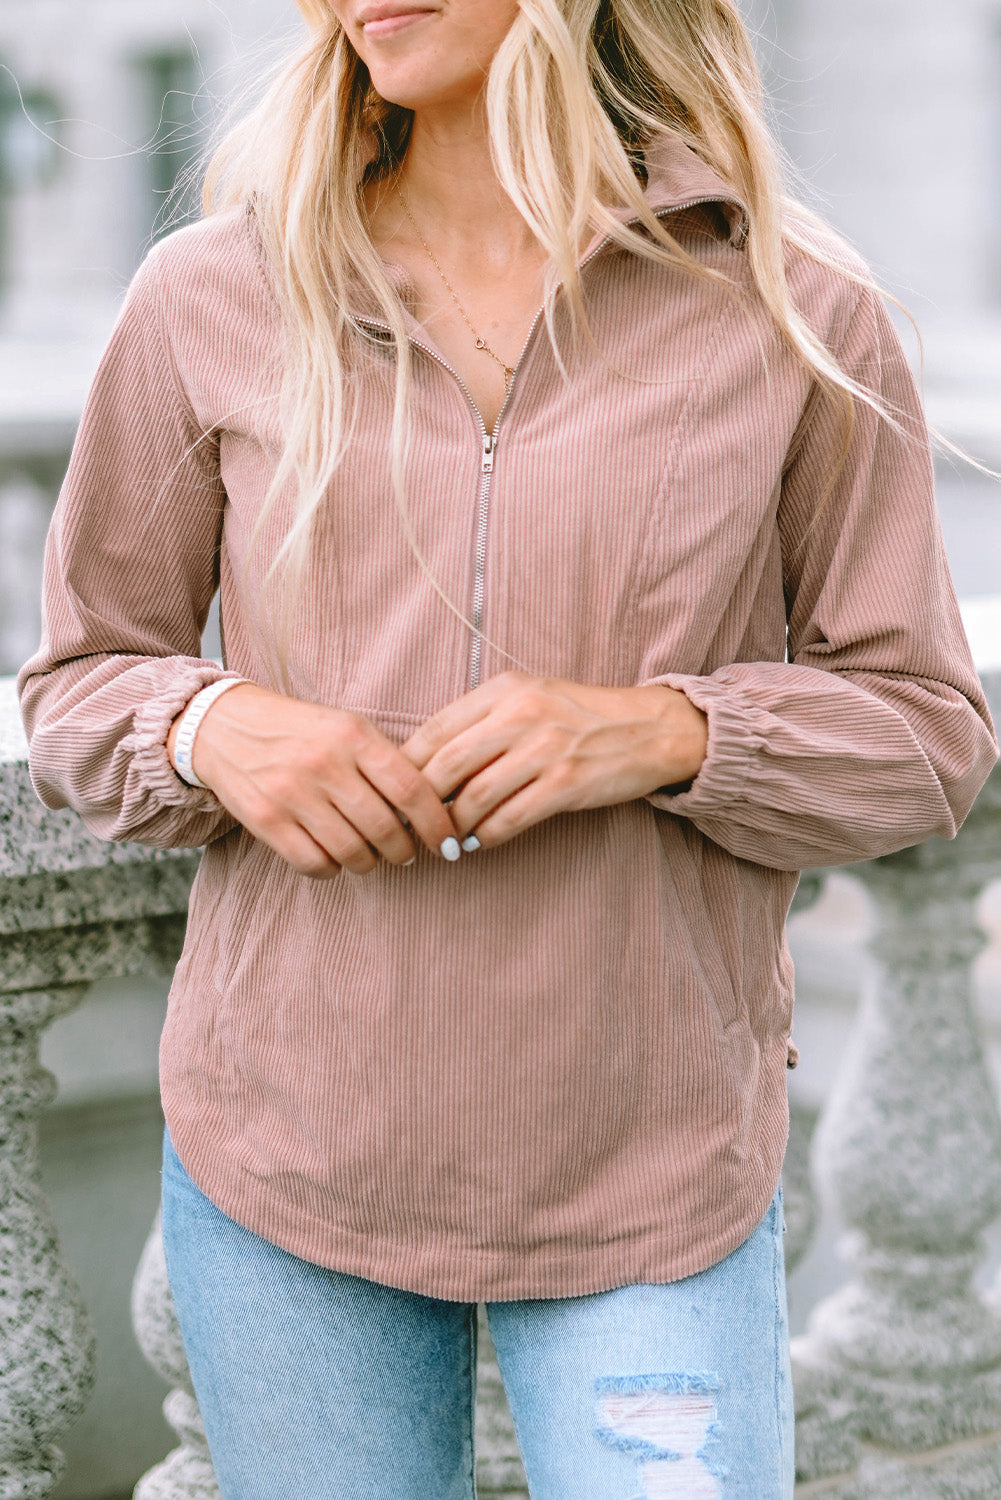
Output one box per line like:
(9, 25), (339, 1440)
(18, 244), (457, 866)
(404, 285), (997, 865)
(641, 285), (998, 870)
(17, 248), (242, 849)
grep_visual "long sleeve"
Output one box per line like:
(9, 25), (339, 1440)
(646, 284), (998, 871)
(17, 247), (241, 848)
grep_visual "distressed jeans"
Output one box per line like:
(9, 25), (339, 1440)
(161, 1128), (794, 1499)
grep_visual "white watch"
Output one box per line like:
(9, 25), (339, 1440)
(172, 678), (250, 788)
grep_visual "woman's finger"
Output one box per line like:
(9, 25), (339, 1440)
(417, 716), (527, 801)
(444, 725), (586, 832)
(302, 779), (414, 869)
(235, 808), (343, 880)
(401, 671), (529, 769)
(353, 738), (461, 857)
(456, 772), (581, 849)
(447, 752), (540, 834)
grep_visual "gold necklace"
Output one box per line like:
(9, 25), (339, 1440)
(395, 183), (516, 391)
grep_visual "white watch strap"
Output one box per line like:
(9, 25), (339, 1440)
(172, 678), (250, 788)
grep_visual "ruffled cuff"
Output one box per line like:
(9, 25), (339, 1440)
(641, 672), (770, 817)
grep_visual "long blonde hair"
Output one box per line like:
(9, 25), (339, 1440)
(203, 0), (877, 659)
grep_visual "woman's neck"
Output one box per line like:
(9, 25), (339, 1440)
(393, 107), (541, 264)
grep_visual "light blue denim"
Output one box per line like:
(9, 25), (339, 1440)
(161, 1128), (794, 1499)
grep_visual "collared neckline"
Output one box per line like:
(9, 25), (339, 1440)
(367, 131), (749, 318)
(621, 132), (749, 248)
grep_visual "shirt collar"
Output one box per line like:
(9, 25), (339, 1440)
(631, 133), (749, 248)
(360, 130), (749, 315)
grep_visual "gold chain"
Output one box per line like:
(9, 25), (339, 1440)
(395, 183), (516, 391)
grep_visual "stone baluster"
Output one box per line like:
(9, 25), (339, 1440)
(782, 871), (827, 1275)
(131, 1216), (219, 1500)
(792, 741), (1001, 1498)
(1, 676), (201, 1498)
(475, 1310), (528, 1499)
(0, 983), (95, 1500)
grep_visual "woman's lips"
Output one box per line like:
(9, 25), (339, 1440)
(361, 10), (436, 39)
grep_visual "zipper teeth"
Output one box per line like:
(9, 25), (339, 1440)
(355, 312), (545, 695)
(468, 446), (492, 692)
(462, 200), (722, 690)
(358, 196), (738, 691)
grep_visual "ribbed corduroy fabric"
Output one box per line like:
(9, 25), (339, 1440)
(19, 138), (997, 1300)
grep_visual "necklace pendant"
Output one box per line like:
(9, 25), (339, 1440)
(396, 183), (516, 394)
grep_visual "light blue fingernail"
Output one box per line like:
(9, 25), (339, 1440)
(461, 835), (481, 852)
(441, 838), (461, 862)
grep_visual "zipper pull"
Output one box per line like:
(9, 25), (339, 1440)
(482, 434), (496, 473)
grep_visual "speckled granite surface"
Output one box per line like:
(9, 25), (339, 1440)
(4, 670), (996, 892)
(0, 678), (198, 956)
(1, 670), (999, 1500)
(0, 676), (198, 1496)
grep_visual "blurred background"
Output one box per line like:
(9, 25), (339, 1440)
(0, 2), (998, 1497)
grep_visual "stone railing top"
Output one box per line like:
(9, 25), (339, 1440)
(1, 609), (999, 912)
(0, 677), (198, 938)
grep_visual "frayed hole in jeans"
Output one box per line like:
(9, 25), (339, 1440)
(594, 1374), (724, 1499)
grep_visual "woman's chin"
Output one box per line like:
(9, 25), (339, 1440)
(368, 75), (482, 116)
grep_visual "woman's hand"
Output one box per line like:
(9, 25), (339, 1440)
(167, 683), (459, 877)
(401, 672), (708, 849)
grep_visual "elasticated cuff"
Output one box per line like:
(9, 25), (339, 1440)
(123, 665), (247, 812)
(641, 672), (770, 818)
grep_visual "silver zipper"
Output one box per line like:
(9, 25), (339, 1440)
(468, 432), (494, 692)
(354, 313), (546, 692)
(463, 196), (741, 688)
(358, 194), (742, 691)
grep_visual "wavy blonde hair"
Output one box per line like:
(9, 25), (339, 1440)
(204, 0), (878, 664)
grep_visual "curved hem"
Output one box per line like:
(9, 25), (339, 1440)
(161, 1103), (787, 1304)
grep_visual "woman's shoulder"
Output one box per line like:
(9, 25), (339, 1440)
(126, 205), (277, 338)
(780, 207), (889, 356)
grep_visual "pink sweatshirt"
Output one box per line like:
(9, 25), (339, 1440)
(18, 138), (997, 1299)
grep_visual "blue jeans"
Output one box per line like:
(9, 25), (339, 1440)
(161, 1129), (794, 1498)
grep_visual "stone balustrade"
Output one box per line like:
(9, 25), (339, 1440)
(0, 667), (999, 1500)
(792, 673), (1001, 1498)
(0, 677), (198, 1498)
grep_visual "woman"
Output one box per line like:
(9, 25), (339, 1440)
(18, 1), (997, 1496)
